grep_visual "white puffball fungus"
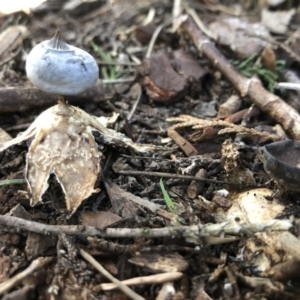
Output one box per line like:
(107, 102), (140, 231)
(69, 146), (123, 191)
(26, 31), (99, 95)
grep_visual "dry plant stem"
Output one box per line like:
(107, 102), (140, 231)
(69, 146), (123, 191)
(277, 82), (300, 91)
(172, 0), (181, 31)
(127, 84), (142, 120)
(80, 248), (145, 300)
(0, 257), (52, 295)
(0, 215), (292, 241)
(283, 71), (300, 95)
(184, 5), (216, 40)
(100, 272), (182, 291)
(181, 17), (300, 140)
(145, 18), (173, 58)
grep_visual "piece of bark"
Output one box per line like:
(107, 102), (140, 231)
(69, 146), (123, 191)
(187, 168), (207, 199)
(138, 50), (187, 103)
(217, 95), (242, 119)
(181, 17), (300, 140)
(168, 128), (198, 156)
(0, 85), (105, 113)
(224, 107), (261, 123)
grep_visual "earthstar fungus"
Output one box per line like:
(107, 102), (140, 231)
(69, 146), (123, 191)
(26, 31), (99, 95)
(0, 32), (154, 214)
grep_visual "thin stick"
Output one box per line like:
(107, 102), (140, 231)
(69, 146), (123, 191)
(184, 5), (216, 40)
(116, 170), (252, 187)
(0, 215), (293, 241)
(127, 84), (142, 120)
(100, 272), (182, 291)
(277, 82), (300, 91)
(180, 16), (300, 140)
(146, 18), (173, 58)
(79, 248), (145, 300)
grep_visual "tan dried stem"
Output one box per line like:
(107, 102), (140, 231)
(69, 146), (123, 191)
(100, 272), (182, 291)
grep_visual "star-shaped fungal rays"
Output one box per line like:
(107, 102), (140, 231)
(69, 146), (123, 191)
(0, 103), (155, 214)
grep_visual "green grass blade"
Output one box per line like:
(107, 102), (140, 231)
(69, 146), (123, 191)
(0, 179), (26, 186)
(159, 178), (177, 214)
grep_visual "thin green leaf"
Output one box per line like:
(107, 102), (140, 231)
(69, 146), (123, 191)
(159, 178), (177, 214)
(0, 179), (26, 186)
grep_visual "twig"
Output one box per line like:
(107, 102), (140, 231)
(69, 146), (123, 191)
(116, 170), (254, 187)
(0, 257), (52, 295)
(100, 272), (182, 291)
(80, 248), (144, 300)
(0, 215), (293, 244)
(277, 82), (300, 91)
(180, 16), (300, 140)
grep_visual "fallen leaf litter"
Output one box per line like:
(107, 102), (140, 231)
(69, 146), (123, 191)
(1, 1), (300, 299)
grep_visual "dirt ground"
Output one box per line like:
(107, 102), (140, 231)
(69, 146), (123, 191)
(1, 0), (300, 299)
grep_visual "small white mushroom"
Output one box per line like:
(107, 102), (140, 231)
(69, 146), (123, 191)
(26, 31), (99, 95)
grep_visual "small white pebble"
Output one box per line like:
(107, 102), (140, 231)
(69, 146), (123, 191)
(215, 189), (229, 197)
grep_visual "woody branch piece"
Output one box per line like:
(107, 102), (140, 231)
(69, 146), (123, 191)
(0, 215), (292, 245)
(180, 17), (300, 140)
